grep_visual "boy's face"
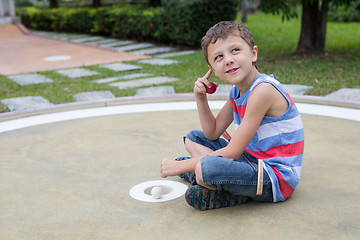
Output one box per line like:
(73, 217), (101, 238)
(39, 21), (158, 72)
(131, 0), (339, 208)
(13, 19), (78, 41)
(207, 35), (258, 86)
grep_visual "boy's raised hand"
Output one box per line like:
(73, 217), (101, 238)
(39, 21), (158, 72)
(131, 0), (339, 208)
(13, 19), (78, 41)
(194, 68), (218, 96)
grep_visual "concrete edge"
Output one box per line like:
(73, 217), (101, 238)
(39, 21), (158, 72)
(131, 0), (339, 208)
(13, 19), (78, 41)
(0, 93), (359, 122)
(15, 23), (30, 35)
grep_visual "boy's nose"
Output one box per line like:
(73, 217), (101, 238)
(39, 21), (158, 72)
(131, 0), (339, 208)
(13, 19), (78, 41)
(225, 55), (234, 65)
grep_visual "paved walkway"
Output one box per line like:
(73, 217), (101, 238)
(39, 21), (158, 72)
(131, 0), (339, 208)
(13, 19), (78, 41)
(0, 24), (149, 75)
(0, 24), (359, 113)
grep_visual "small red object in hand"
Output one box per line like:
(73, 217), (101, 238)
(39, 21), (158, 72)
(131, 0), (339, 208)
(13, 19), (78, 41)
(205, 82), (217, 94)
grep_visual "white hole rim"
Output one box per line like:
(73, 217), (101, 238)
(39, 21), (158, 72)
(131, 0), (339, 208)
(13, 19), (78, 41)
(129, 180), (188, 203)
(43, 56), (72, 62)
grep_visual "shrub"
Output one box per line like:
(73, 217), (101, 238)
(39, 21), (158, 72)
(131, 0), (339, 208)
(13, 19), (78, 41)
(108, 6), (166, 41)
(16, 0), (238, 47)
(15, 0), (33, 7)
(162, 0), (238, 46)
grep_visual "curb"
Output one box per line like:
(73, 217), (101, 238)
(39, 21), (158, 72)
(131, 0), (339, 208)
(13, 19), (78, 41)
(1, 93), (359, 122)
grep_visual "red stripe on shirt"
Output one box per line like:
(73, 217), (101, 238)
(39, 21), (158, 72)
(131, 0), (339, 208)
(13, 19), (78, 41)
(231, 98), (246, 119)
(245, 140), (304, 159)
(271, 166), (294, 199)
(286, 92), (294, 106)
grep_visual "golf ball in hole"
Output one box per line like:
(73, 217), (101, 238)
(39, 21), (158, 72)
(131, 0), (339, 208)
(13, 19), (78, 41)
(151, 186), (163, 199)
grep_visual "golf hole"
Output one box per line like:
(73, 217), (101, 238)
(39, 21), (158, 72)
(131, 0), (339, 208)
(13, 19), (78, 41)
(144, 185), (172, 196)
(129, 180), (188, 203)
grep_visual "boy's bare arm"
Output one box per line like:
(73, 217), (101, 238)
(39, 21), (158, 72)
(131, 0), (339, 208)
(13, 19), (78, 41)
(211, 83), (279, 160)
(160, 156), (201, 178)
(194, 69), (233, 140)
(194, 69), (216, 135)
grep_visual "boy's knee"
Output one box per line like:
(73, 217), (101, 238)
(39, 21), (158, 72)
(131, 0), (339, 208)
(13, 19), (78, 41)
(195, 161), (204, 185)
(195, 160), (217, 190)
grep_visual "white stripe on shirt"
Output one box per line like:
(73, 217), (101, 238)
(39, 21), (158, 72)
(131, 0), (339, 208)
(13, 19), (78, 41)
(256, 115), (303, 141)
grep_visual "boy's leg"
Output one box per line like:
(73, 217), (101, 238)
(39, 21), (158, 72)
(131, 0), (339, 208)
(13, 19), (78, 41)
(194, 160), (216, 190)
(178, 130), (229, 185)
(201, 154), (273, 201)
(184, 130), (229, 157)
(185, 138), (213, 157)
(185, 153), (273, 210)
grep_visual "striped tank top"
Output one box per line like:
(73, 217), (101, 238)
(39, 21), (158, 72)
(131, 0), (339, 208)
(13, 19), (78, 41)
(229, 74), (304, 202)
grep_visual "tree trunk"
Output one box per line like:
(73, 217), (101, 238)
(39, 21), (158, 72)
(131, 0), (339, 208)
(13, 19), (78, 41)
(92, 0), (102, 8)
(296, 0), (329, 54)
(49, 0), (58, 8)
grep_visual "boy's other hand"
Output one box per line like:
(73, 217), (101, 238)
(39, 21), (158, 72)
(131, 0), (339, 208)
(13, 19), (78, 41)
(160, 158), (180, 178)
(194, 69), (218, 96)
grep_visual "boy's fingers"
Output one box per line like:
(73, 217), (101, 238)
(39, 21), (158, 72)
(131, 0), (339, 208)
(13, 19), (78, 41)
(203, 68), (213, 80)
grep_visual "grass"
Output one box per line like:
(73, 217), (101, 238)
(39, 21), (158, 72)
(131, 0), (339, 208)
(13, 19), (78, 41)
(0, 12), (359, 113)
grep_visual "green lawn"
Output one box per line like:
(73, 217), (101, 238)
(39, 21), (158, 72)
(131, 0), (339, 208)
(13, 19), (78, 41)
(0, 12), (359, 113)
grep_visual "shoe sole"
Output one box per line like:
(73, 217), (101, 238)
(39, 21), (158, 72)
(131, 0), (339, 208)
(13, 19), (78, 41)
(185, 185), (248, 210)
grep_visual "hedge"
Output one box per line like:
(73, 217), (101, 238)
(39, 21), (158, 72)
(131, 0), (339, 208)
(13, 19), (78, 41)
(16, 0), (238, 47)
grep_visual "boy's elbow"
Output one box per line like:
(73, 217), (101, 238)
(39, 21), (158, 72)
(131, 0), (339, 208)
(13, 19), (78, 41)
(223, 145), (243, 160)
(204, 132), (219, 141)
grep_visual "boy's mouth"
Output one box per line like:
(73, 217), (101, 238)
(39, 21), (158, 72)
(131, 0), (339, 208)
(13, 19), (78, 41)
(226, 67), (239, 74)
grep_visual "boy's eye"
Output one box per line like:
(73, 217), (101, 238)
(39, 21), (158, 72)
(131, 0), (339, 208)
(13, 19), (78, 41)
(214, 55), (223, 61)
(232, 48), (240, 53)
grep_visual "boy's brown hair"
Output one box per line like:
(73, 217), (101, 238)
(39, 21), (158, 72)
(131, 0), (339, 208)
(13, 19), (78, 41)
(201, 21), (256, 67)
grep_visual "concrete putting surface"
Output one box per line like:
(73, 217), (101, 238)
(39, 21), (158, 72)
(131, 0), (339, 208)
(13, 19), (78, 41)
(0, 100), (359, 239)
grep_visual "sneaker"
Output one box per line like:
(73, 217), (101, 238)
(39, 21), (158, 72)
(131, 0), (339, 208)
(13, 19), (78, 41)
(185, 185), (248, 210)
(175, 157), (197, 185)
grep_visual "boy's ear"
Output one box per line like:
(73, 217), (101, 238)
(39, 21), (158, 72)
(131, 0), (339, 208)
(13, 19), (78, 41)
(252, 45), (258, 63)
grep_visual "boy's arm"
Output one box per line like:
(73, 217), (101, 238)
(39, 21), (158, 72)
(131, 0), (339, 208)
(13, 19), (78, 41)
(211, 83), (279, 160)
(161, 83), (285, 178)
(194, 69), (233, 140)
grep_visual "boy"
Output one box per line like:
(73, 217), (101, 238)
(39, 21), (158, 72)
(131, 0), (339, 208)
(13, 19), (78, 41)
(160, 21), (304, 210)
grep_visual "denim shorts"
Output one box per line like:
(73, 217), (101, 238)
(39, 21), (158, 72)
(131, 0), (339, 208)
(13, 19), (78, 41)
(185, 130), (273, 202)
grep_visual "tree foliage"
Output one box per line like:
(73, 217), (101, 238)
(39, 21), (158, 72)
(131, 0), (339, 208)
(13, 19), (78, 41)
(258, 0), (356, 54)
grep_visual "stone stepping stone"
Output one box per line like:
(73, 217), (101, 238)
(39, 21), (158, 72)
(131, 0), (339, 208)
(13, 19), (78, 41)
(135, 86), (175, 96)
(115, 43), (154, 51)
(56, 68), (100, 79)
(137, 59), (178, 65)
(98, 63), (142, 72)
(1, 96), (54, 111)
(326, 88), (360, 102)
(70, 36), (105, 43)
(282, 84), (313, 95)
(155, 50), (195, 58)
(87, 38), (119, 45)
(109, 76), (179, 89)
(99, 40), (134, 48)
(7, 73), (53, 86)
(92, 73), (153, 84)
(63, 34), (90, 40)
(74, 91), (115, 102)
(32, 30), (90, 40)
(131, 47), (176, 55)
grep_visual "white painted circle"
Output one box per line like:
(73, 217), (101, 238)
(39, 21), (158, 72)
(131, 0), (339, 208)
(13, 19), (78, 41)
(43, 56), (72, 62)
(0, 102), (359, 134)
(129, 180), (188, 203)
